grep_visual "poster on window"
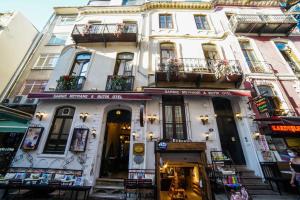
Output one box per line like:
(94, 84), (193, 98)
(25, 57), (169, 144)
(255, 135), (269, 151)
(21, 127), (44, 150)
(69, 128), (89, 152)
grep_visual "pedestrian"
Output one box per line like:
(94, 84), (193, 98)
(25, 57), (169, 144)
(290, 149), (300, 187)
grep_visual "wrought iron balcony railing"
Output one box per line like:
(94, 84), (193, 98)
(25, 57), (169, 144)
(105, 75), (134, 91)
(56, 75), (86, 91)
(244, 60), (272, 73)
(155, 58), (243, 86)
(72, 23), (138, 44)
(229, 14), (297, 35)
(286, 61), (300, 73)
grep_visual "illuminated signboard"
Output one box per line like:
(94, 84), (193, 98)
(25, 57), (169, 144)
(255, 97), (268, 113)
(269, 125), (300, 134)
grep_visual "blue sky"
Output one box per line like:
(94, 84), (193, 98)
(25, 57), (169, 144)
(0, 0), (87, 30)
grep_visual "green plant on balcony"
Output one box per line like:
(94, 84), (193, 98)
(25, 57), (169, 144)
(110, 75), (128, 91)
(56, 75), (79, 91)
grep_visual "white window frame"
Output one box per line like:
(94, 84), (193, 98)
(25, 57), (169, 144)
(47, 33), (68, 45)
(58, 16), (76, 26)
(19, 80), (48, 95)
(33, 54), (59, 69)
(194, 15), (211, 30)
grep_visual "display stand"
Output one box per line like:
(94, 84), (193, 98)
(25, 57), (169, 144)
(210, 151), (251, 200)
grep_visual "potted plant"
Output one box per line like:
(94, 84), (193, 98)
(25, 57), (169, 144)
(110, 75), (127, 91)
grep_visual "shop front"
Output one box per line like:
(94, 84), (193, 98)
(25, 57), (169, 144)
(155, 141), (211, 200)
(254, 117), (300, 170)
(0, 105), (32, 173)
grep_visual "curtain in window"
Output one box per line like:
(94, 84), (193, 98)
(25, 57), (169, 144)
(194, 15), (210, 30)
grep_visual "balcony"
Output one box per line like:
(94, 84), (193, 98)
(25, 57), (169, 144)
(155, 58), (243, 88)
(71, 23), (138, 45)
(245, 60), (272, 74)
(105, 75), (134, 91)
(229, 14), (297, 35)
(56, 75), (86, 91)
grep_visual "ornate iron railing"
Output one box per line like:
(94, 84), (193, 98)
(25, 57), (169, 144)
(56, 75), (86, 91)
(105, 75), (134, 91)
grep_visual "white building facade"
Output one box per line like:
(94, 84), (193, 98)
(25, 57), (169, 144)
(10, 0), (297, 199)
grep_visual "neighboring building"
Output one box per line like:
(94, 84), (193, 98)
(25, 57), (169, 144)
(6, 0), (300, 199)
(0, 12), (38, 102)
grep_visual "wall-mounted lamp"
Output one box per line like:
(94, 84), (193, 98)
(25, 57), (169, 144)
(148, 132), (158, 141)
(35, 112), (45, 121)
(91, 128), (97, 138)
(80, 112), (88, 122)
(132, 131), (137, 141)
(116, 110), (122, 115)
(205, 132), (210, 141)
(147, 114), (158, 124)
(199, 115), (209, 125)
(235, 112), (242, 120)
(253, 132), (261, 140)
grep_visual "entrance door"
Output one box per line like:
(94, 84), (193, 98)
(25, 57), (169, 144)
(100, 109), (131, 178)
(212, 97), (246, 165)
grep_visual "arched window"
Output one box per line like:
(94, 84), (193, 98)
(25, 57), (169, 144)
(257, 85), (283, 116)
(114, 52), (134, 76)
(70, 53), (92, 77)
(275, 41), (300, 72)
(44, 106), (75, 154)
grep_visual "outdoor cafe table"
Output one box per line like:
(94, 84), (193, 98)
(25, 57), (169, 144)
(0, 183), (91, 200)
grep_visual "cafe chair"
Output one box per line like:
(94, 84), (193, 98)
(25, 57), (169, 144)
(260, 162), (290, 195)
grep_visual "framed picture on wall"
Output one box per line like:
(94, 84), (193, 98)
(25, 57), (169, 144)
(21, 127), (44, 150)
(69, 128), (89, 152)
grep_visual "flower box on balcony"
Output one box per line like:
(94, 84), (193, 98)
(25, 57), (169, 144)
(56, 75), (85, 91)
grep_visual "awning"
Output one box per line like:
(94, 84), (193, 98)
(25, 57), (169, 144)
(28, 92), (152, 101)
(0, 121), (28, 133)
(144, 88), (251, 97)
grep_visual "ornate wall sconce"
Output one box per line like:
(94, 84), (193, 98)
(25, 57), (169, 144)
(132, 131), (137, 141)
(35, 112), (45, 121)
(205, 132), (210, 141)
(148, 132), (158, 141)
(235, 112), (242, 120)
(253, 132), (261, 140)
(79, 112), (88, 122)
(147, 114), (158, 124)
(199, 115), (209, 125)
(91, 128), (97, 138)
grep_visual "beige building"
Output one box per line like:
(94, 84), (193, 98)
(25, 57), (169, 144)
(0, 12), (38, 102)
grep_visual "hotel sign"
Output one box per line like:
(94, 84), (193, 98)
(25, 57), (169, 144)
(269, 125), (300, 134)
(255, 97), (268, 113)
(144, 88), (251, 97)
(28, 93), (152, 101)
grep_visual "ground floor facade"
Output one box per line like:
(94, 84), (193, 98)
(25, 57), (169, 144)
(9, 92), (270, 198)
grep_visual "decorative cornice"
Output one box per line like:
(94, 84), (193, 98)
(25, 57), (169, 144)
(54, 1), (212, 15)
(213, 0), (281, 7)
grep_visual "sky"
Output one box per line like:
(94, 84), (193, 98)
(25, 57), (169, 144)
(0, 0), (87, 30)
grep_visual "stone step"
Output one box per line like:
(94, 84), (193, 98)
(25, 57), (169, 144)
(96, 178), (124, 186)
(248, 189), (279, 195)
(94, 185), (124, 190)
(245, 184), (272, 190)
(90, 192), (125, 200)
(241, 178), (265, 184)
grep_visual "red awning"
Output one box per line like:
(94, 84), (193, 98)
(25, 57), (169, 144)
(28, 92), (152, 101)
(143, 88), (251, 97)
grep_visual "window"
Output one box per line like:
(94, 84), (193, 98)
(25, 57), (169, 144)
(159, 14), (173, 29)
(160, 43), (176, 67)
(34, 54), (59, 69)
(70, 53), (92, 77)
(275, 42), (300, 72)
(162, 96), (187, 140)
(239, 40), (264, 72)
(48, 34), (68, 45)
(257, 85), (283, 116)
(19, 80), (48, 95)
(202, 43), (220, 60)
(58, 16), (76, 25)
(44, 106), (75, 154)
(114, 52), (134, 76)
(194, 15), (210, 30)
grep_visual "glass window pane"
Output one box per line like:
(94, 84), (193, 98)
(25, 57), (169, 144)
(175, 124), (184, 139)
(174, 106), (183, 122)
(36, 57), (46, 67)
(164, 106), (173, 123)
(51, 118), (63, 134)
(165, 124), (173, 139)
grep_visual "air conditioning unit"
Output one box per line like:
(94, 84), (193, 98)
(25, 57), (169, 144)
(12, 95), (25, 104)
(24, 98), (38, 105)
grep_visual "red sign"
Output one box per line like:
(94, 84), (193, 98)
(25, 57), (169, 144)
(144, 88), (251, 97)
(269, 124), (300, 134)
(28, 93), (152, 101)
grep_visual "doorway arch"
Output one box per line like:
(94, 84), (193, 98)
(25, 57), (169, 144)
(100, 109), (132, 178)
(212, 97), (246, 165)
